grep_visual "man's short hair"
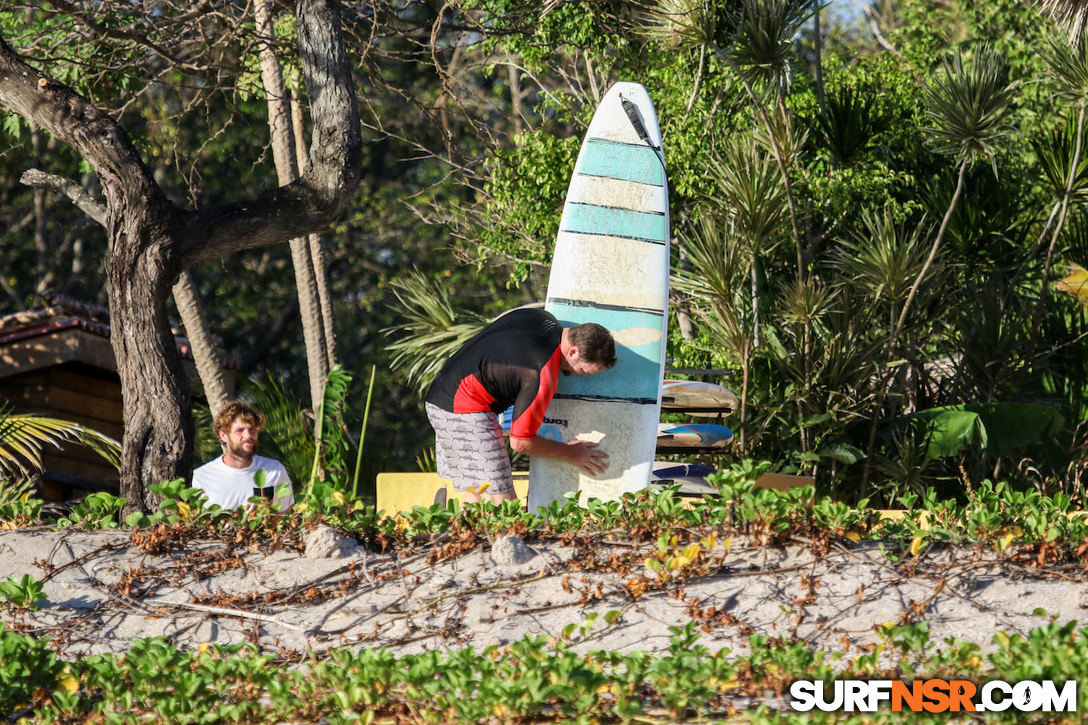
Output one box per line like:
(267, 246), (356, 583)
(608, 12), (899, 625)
(568, 323), (617, 368)
(214, 401), (265, 436)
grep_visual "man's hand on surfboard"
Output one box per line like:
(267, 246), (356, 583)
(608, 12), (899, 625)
(512, 435), (609, 475)
(565, 440), (609, 476)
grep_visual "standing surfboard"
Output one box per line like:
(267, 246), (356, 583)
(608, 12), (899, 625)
(528, 83), (669, 510)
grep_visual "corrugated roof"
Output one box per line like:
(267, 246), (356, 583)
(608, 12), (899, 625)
(0, 299), (236, 367)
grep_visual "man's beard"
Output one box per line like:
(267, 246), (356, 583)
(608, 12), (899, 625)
(228, 442), (255, 460)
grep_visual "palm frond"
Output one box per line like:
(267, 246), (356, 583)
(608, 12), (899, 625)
(0, 478), (36, 506)
(672, 215), (753, 351)
(640, 0), (723, 50)
(923, 48), (1018, 165)
(383, 268), (490, 396)
(1057, 208), (1088, 267)
(813, 85), (886, 166)
(776, 276), (837, 329)
(1032, 114), (1088, 198)
(833, 208), (933, 310)
(673, 214), (748, 305)
(642, 0), (809, 94)
(1044, 32), (1088, 102)
(247, 375), (315, 486)
(707, 137), (788, 253)
(752, 105), (807, 167)
(730, 0), (812, 90)
(0, 403), (121, 480)
(311, 366), (354, 483)
(1038, 0), (1088, 38)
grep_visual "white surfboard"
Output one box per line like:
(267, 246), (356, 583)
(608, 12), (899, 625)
(528, 83), (669, 510)
(661, 379), (739, 416)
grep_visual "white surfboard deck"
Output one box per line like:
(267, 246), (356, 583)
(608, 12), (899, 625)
(661, 379), (739, 416)
(528, 83), (669, 510)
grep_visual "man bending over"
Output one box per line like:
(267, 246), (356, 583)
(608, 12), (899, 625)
(425, 307), (616, 504)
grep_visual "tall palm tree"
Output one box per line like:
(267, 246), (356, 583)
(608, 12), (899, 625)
(673, 214), (755, 448)
(643, 0), (811, 279)
(860, 48), (1017, 492)
(893, 49), (1017, 349)
(1029, 33), (1088, 348)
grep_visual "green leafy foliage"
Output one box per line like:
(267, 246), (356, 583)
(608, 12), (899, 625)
(4, 456), (1088, 720)
(245, 366), (359, 498)
(0, 479), (43, 528)
(0, 624), (64, 715)
(306, 366), (354, 489)
(6, 0), (1088, 527)
(812, 85), (887, 166)
(124, 479), (214, 528)
(3, 614), (1087, 722)
(922, 47), (1018, 165)
(57, 492), (127, 530)
(383, 269), (490, 396)
(475, 131), (581, 281)
(880, 403), (1066, 460)
(0, 574), (45, 611)
(729, 0), (812, 88)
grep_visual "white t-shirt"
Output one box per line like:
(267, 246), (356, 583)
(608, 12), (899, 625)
(192, 455), (294, 512)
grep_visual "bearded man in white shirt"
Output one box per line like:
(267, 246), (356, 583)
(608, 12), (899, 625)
(192, 401), (294, 512)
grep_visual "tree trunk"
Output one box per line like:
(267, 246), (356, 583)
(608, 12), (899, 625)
(108, 204), (194, 512)
(21, 168), (231, 423)
(173, 271), (230, 417)
(292, 88), (339, 369)
(1031, 103), (1086, 351)
(31, 132), (50, 294)
(256, 0), (329, 409)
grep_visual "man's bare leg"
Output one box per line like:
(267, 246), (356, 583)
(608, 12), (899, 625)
(462, 489), (518, 505)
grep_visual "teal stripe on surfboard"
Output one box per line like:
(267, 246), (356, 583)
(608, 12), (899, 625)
(563, 203), (667, 244)
(548, 299), (664, 403)
(577, 138), (665, 186)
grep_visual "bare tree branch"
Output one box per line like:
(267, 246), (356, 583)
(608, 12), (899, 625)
(20, 168), (106, 226)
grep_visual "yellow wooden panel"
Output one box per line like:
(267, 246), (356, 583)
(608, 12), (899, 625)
(753, 473), (814, 491)
(375, 471), (529, 515)
(378, 471), (810, 514)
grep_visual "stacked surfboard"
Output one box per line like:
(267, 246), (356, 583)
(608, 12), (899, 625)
(652, 374), (739, 448)
(652, 378), (736, 492)
(656, 379), (738, 452)
(661, 379), (738, 417)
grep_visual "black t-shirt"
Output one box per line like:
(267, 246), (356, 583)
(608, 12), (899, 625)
(425, 308), (563, 440)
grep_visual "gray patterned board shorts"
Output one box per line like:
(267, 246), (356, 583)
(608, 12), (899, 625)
(425, 402), (515, 495)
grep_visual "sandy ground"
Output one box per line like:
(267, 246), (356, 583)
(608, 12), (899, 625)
(1, 526), (1085, 664)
